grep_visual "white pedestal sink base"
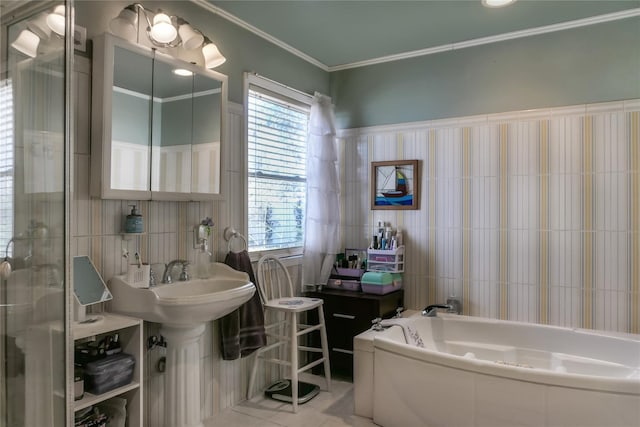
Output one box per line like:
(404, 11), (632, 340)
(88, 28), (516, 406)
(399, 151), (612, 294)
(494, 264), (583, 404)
(160, 323), (206, 427)
(108, 263), (256, 426)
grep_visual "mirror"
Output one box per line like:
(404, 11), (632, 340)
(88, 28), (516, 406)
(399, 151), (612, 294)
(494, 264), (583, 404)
(111, 45), (153, 192)
(91, 34), (226, 200)
(73, 256), (112, 306)
(191, 72), (222, 195)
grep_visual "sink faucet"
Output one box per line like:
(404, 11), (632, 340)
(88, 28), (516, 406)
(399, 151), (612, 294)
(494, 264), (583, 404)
(422, 304), (453, 317)
(162, 260), (189, 284)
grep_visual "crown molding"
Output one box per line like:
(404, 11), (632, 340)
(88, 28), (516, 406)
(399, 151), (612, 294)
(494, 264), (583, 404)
(329, 8), (640, 71)
(192, 2), (640, 73)
(191, 0), (329, 71)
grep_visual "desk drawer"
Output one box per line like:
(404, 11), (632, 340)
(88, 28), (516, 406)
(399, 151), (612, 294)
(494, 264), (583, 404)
(305, 289), (404, 378)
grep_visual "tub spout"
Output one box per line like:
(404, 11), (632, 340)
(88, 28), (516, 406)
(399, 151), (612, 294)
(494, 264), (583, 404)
(421, 304), (453, 317)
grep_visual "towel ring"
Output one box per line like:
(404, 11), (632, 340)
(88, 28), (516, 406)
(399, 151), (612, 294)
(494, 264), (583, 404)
(223, 227), (248, 253)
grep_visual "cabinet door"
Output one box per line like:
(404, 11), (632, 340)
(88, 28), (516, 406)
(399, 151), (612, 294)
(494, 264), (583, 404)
(90, 34), (227, 201)
(150, 55), (192, 199)
(190, 73), (222, 197)
(91, 34), (153, 199)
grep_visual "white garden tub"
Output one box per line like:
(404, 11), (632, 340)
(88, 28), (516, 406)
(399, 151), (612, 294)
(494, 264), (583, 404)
(353, 313), (640, 427)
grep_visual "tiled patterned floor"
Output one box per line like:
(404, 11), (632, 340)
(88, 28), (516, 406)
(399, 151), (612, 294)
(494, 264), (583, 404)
(204, 375), (377, 427)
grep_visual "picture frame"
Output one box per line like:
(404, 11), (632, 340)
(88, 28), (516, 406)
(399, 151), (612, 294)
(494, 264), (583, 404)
(371, 160), (420, 210)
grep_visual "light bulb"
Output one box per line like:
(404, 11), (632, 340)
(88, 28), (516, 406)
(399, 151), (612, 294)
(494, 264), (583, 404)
(178, 22), (204, 50)
(46, 5), (66, 36)
(202, 41), (226, 68)
(150, 12), (177, 44)
(11, 29), (40, 57)
(110, 5), (138, 41)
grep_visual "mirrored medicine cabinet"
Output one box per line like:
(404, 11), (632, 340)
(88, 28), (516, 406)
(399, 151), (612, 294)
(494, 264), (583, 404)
(90, 33), (226, 200)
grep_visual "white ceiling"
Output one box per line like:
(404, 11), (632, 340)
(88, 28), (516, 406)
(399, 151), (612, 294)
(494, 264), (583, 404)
(205, 0), (640, 71)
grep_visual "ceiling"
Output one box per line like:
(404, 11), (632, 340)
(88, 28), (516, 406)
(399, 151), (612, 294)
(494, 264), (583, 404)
(207, 0), (640, 70)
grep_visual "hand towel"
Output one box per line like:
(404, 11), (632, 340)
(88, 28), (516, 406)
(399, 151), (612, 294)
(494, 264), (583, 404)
(220, 250), (266, 360)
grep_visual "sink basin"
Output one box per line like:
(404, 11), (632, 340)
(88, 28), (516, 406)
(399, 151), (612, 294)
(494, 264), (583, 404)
(109, 262), (255, 326)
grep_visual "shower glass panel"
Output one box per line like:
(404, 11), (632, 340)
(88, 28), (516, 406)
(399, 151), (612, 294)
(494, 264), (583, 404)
(1, 2), (69, 426)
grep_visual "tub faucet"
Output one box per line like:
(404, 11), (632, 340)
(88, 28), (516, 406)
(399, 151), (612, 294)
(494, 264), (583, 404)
(162, 260), (189, 284)
(422, 304), (454, 317)
(446, 296), (462, 314)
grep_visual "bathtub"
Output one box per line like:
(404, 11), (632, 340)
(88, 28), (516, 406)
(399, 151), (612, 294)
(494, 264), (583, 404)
(353, 313), (640, 427)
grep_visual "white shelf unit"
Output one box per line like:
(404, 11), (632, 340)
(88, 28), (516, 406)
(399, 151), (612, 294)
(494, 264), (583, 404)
(73, 313), (143, 427)
(366, 246), (405, 273)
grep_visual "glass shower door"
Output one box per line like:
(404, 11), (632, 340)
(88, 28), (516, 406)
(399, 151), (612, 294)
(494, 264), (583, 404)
(1, 2), (69, 426)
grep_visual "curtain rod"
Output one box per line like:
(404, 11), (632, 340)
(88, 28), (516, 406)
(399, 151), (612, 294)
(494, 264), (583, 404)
(248, 72), (328, 101)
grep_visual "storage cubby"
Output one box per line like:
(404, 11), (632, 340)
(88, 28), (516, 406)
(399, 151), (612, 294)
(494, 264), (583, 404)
(366, 246), (405, 272)
(73, 313), (143, 427)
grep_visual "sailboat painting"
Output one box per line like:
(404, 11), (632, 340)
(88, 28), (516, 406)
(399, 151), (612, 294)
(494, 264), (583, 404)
(371, 160), (420, 210)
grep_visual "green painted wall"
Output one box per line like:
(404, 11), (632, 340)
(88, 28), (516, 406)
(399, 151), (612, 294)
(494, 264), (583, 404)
(159, 93), (220, 146)
(76, 2), (639, 131)
(75, 1), (329, 105)
(161, 98), (192, 146)
(330, 17), (640, 129)
(112, 91), (150, 144)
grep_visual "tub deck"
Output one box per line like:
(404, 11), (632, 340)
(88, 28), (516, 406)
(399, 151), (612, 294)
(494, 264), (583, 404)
(354, 313), (640, 427)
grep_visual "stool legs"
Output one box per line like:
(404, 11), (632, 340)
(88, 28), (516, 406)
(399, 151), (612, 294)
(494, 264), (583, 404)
(289, 311), (299, 413)
(318, 307), (331, 392)
(246, 305), (332, 413)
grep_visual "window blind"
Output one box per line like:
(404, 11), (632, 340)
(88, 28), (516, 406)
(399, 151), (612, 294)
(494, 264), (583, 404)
(247, 87), (309, 252)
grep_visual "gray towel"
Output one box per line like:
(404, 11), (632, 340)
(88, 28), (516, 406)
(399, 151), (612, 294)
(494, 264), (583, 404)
(220, 250), (266, 360)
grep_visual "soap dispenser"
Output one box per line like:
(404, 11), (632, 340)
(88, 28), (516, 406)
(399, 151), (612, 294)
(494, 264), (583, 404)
(196, 239), (212, 279)
(125, 205), (144, 233)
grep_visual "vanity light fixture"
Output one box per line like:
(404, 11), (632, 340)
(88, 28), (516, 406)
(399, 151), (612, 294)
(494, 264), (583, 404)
(10, 4), (67, 58)
(109, 3), (226, 69)
(45, 4), (66, 36)
(482, 0), (517, 7)
(149, 11), (177, 44)
(11, 29), (40, 58)
(27, 12), (53, 40)
(177, 19), (204, 50)
(109, 4), (138, 41)
(202, 38), (226, 68)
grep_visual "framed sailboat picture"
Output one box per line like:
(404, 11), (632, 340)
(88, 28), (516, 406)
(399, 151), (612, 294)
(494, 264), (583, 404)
(371, 160), (420, 210)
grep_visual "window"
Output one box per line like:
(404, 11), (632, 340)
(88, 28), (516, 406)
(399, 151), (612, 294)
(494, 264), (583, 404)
(0, 79), (13, 256)
(246, 74), (311, 255)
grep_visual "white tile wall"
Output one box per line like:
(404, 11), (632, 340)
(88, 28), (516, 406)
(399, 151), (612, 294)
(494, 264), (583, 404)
(340, 100), (640, 334)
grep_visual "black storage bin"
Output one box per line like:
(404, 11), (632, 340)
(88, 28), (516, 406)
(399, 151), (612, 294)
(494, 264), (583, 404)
(84, 352), (135, 395)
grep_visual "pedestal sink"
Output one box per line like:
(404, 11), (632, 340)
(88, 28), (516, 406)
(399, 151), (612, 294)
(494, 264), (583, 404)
(109, 262), (255, 427)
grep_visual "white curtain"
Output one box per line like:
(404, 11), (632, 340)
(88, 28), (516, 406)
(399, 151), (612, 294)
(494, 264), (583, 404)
(302, 92), (340, 288)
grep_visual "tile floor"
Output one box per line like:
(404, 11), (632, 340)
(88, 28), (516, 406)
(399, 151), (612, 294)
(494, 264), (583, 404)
(204, 374), (377, 427)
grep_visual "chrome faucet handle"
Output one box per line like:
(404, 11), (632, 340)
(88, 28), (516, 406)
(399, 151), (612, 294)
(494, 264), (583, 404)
(149, 267), (157, 287)
(422, 304), (452, 317)
(179, 262), (190, 281)
(446, 296), (462, 314)
(371, 317), (384, 331)
(394, 307), (404, 318)
(162, 259), (189, 284)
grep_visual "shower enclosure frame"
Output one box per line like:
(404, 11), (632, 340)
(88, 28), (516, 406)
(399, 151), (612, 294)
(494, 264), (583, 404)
(0, 1), (74, 426)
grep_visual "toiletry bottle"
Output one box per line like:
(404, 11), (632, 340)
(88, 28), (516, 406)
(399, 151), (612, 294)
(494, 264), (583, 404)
(126, 205), (144, 233)
(396, 228), (403, 247)
(196, 239), (212, 279)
